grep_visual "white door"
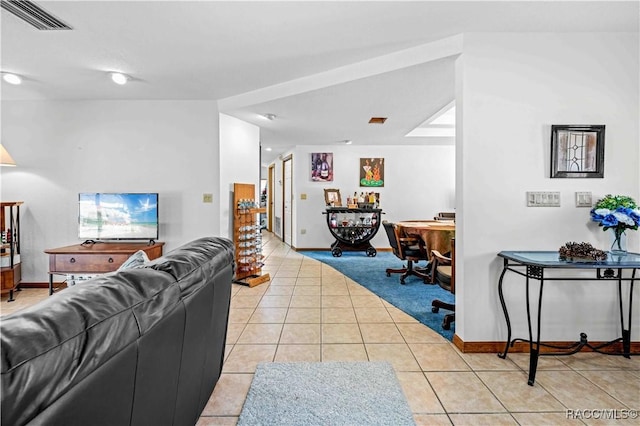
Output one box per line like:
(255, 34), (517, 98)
(283, 156), (293, 246)
(268, 164), (275, 232)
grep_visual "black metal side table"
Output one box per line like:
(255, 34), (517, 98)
(496, 250), (639, 385)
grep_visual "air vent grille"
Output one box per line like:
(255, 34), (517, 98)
(1, 0), (72, 30)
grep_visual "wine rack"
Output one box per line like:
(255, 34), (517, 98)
(233, 183), (270, 287)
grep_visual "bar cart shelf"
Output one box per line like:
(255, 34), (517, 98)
(323, 207), (383, 257)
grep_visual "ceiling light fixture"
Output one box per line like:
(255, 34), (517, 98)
(110, 72), (130, 85)
(343, 140), (353, 145)
(261, 113), (277, 121)
(265, 147), (272, 152)
(2, 72), (22, 85)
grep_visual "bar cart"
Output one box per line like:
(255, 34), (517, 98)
(323, 207), (383, 257)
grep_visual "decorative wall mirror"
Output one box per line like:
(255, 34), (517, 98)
(550, 124), (605, 178)
(324, 188), (342, 206)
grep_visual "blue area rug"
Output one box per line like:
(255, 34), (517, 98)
(303, 251), (454, 341)
(238, 361), (414, 426)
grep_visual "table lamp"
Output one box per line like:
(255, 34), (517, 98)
(0, 144), (17, 166)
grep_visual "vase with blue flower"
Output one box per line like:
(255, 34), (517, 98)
(590, 194), (640, 255)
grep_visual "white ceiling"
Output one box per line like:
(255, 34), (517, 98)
(2, 1), (638, 165)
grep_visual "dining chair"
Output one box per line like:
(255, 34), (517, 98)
(382, 221), (429, 284)
(430, 238), (455, 330)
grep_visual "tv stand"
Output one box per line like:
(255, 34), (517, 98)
(45, 241), (165, 295)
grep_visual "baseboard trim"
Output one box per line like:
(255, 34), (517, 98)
(452, 333), (640, 354)
(295, 247), (392, 252)
(17, 282), (55, 289)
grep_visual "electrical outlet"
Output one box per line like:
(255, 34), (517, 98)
(300, 229), (306, 234)
(300, 193), (307, 200)
(575, 192), (592, 207)
(527, 191), (561, 207)
(202, 193), (213, 203)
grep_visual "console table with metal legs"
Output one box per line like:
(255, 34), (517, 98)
(496, 251), (639, 386)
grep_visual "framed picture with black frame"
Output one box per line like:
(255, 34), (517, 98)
(550, 124), (605, 178)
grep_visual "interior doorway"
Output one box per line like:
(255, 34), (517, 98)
(282, 155), (293, 245)
(267, 164), (275, 232)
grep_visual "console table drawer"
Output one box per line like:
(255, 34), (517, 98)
(45, 242), (165, 295)
(52, 254), (129, 272)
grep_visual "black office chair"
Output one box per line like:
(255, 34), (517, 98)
(382, 221), (429, 284)
(430, 238), (455, 330)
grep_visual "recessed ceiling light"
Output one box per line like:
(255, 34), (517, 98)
(2, 72), (22, 85)
(261, 113), (277, 121)
(368, 117), (387, 124)
(110, 72), (130, 85)
(343, 140), (353, 145)
(265, 147), (272, 151)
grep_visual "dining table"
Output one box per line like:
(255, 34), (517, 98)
(396, 220), (455, 261)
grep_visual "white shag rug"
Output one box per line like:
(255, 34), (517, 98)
(238, 361), (415, 426)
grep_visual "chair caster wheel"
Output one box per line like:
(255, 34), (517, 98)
(442, 321), (451, 330)
(432, 306), (439, 313)
(386, 272), (391, 277)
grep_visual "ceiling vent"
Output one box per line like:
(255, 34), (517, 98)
(1, 0), (72, 30)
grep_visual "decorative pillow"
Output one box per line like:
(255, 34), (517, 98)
(118, 250), (150, 270)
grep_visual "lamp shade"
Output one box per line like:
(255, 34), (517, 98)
(0, 144), (17, 166)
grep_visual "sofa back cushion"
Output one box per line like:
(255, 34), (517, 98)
(146, 236), (234, 297)
(1, 268), (179, 426)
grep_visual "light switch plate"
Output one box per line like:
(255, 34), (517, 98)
(575, 192), (592, 207)
(527, 191), (561, 207)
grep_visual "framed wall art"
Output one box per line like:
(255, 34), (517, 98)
(324, 188), (342, 206)
(311, 152), (333, 182)
(360, 157), (384, 187)
(550, 125), (605, 178)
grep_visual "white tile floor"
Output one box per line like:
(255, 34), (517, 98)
(3, 231), (639, 425)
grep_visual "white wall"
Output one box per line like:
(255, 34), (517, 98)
(457, 33), (639, 342)
(287, 144), (456, 249)
(1, 100), (220, 282)
(218, 114), (261, 239)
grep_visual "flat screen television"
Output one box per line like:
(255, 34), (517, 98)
(78, 193), (159, 241)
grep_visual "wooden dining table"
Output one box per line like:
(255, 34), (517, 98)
(396, 220), (455, 260)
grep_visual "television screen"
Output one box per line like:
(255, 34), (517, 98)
(78, 193), (159, 240)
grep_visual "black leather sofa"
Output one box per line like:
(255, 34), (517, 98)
(1, 236), (234, 426)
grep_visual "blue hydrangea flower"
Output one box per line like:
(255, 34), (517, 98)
(600, 214), (619, 227)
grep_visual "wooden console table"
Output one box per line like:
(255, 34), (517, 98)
(45, 242), (164, 295)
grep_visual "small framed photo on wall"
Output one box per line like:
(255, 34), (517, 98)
(550, 125), (605, 178)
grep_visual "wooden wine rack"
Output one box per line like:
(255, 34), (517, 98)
(233, 183), (269, 287)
